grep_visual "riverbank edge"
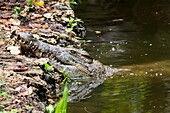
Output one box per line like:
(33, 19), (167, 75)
(0, 0), (84, 112)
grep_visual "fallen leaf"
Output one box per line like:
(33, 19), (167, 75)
(95, 30), (102, 34)
(43, 13), (52, 18)
(112, 19), (124, 22)
(29, 23), (48, 29)
(18, 25), (30, 29)
(0, 7), (12, 10)
(7, 46), (21, 55)
(33, 1), (44, 7)
(0, 11), (8, 14)
(37, 7), (47, 13)
(31, 13), (43, 19)
(0, 19), (7, 24)
(42, 24), (48, 29)
(15, 85), (33, 96)
(9, 18), (21, 25)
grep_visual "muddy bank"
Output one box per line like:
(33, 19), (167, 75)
(0, 0), (85, 112)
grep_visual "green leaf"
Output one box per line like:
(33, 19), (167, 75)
(68, 28), (73, 31)
(24, 105), (34, 110)
(61, 82), (69, 113)
(26, 0), (33, 2)
(55, 99), (63, 113)
(0, 80), (6, 86)
(12, 6), (22, 13)
(0, 105), (4, 108)
(0, 92), (7, 97)
(75, 37), (82, 39)
(60, 34), (68, 38)
(55, 82), (68, 113)
(11, 109), (18, 113)
(75, 19), (83, 23)
(43, 63), (53, 71)
(46, 104), (55, 113)
(43, 63), (53, 76)
(70, 1), (77, 5)
(71, 23), (77, 27)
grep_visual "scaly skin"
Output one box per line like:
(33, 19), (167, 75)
(17, 32), (116, 78)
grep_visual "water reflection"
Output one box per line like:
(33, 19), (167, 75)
(69, 75), (170, 113)
(97, 77), (150, 113)
(68, 78), (104, 102)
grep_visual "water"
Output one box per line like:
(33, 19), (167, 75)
(68, 0), (170, 113)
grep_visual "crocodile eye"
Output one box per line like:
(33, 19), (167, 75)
(70, 50), (77, 54)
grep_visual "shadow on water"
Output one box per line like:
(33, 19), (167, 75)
(68, 0), (170, 113)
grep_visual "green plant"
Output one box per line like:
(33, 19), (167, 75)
(55, 79), (69, 113)
(46, 104), (55, 113)
(61, 17), (83, 39)
(0, 105), (5, 108)
(0, 79), (8, 98)
(46, 78), (69, 113)
(0, 79), (8, 108)
(70, 0), (77, 5)
(26, 0), (34, 6)
(12, 6), (22, 18)
(0, 79), (6, 86)
(43, 63), (53, 76)
(60, 69), (69, 77)
(69, 0), (82, 7)
(0, 109), (18, 113)
(0, 92), (7, 97)
(24, 105), (34, 110)
(61, 17), (83, 28)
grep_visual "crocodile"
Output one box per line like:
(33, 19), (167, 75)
(0, 0), (123, 111)
(17, 31), (117, 78)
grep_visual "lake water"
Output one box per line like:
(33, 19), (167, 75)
(68, 0), (170, 113)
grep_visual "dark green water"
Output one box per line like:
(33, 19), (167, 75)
(68, 0), (170, 113)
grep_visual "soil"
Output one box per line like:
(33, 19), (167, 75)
(0, 0), (79, 112)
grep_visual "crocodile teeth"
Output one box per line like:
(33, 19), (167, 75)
(32, 45), (38, 52)
(49, 53), (54, 58)
(46, 52), (50, 57)
(31, 45), (36, 49)
(50, 57), (56, 62)
(39, 52), (43, 57)
(19, 40), (22, 43)
(34, 49), (40, 53)
(29, 41), (33, 46)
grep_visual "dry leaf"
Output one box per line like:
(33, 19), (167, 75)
(42, 24), (48, 29)
(15, 85), (33, 96)
(43, 13), (52, 18)
(7, 46), (21, 55)
(29, 23), (48, 29)
(0, 7), (12, 10)
(31, 13), (43, 19)
(112, 19), (124, 22)
(95, 30), (102, 34)
(33, 1), (44, 7)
